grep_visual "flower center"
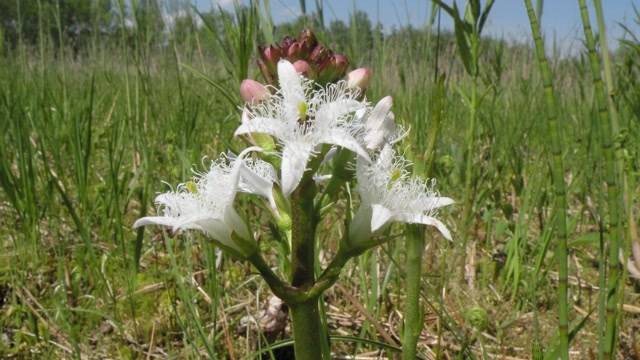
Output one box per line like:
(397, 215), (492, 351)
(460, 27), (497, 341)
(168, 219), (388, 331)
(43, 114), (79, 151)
(387, 168), (402, 189)
(297, 101), (308, 122)
(185, 181), (198, 193)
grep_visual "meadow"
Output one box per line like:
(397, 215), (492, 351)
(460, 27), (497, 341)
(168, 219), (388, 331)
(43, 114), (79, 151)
(1, 1), (639, 358)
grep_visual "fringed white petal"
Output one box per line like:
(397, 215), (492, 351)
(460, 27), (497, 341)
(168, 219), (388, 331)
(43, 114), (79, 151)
(370, 204), (394, 232)
(234, 116), (285, 137)
(364, 96), (396, 151)
(426, 196), (455, 209)
(348, 205), (373, 245)
(316, 129), (371, 163)
(239, 162), (278, 210)
(223, 207), (251, 241)
(278, 60), (307, 123)
(281, 142), (314, 196)
(395, 212), (453, 241)
(133, 216), (181, 230)
(315, 99), (364, 128)
(195, 217), (235, 248)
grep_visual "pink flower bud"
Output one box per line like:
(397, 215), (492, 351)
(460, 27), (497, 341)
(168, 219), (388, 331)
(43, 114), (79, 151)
(293, 60), (310, 75)
(287, 42), (302, 60)
(279, 36), (295, 53)
(240, 79), (269, 103)
(309, 45), (331, 65)
(346, 67), (372, 90)
(259, 45), (282, 73)
(332, 54), (349, 74)
(318, 54), (349, 83)
(298, 29), (318, 56)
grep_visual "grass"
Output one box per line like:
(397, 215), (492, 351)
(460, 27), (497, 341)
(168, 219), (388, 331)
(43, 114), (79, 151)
(1, 1), (640, 358)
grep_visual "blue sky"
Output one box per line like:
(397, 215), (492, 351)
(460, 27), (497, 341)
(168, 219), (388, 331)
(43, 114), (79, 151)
(194, 0), (639, 53)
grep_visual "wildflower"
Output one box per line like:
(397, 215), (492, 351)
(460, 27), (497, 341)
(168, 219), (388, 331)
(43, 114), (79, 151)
(346, 67), (372, 91)
(240, 79), (269, 103)
(349, 145), (453, 246)
(133, 147), (275, 255)
(235, 60), (371, 196)
(353, 96), (404, 152)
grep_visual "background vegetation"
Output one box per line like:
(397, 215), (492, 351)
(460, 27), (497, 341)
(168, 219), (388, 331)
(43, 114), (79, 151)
(1, 0), (639, 358)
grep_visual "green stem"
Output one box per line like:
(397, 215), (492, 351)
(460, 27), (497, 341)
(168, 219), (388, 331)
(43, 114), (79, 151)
(523, 1), (570, 358)
(290, 178), (318, 288)
(289, 297), (327, 360)
(402, 224), (426, 360)
(576, 2), (623, 358)
(289, 174), (330, 359)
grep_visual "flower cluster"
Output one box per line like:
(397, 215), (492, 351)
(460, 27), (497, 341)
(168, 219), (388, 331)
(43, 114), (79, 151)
(241, 30), (371, 105)
(257, 29), (350, 85)
(237, 60), (370, 196)
(133, 147), (276, 255)
(135, 36), (452, 256)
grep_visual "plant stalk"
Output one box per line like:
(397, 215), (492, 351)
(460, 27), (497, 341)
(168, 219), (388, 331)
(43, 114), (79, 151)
(289, 176), (330, 359)
(523, 1), (570, 358)
(290, 297), (326, 360)
(577, 1), (624, 358)
(402, 224), (426, 360)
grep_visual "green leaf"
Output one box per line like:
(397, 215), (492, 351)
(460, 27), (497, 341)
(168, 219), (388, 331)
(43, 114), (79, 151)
(465, 0), (480, 27)
(478, 0), (496, 34)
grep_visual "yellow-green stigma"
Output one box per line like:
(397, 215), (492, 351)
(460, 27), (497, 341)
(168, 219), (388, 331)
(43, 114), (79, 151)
(297, 101), (308, 121)
(387, 168), (402, 189)
(185, 181), (198, 193)
(390, 168), (402, 182)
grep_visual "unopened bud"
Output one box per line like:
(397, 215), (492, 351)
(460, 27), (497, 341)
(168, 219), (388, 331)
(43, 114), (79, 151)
(319, 54), (349, 83)
(309, 45), (331, 65)
(298, 29), (317, 56)
(333, 54), (349, 73)
(346, 67), (372, 90)
(279, 36), (295, 53)
(287, 42), (302, 60)
(240, 79), (269, 103)
(259, 45), (282, 72)
(293, 60), (311, 76)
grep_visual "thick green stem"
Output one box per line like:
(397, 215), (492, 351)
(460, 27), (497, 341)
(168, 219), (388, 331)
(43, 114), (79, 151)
(523, 1), (570, 359)
(402, 224), (426, 360)
(290, 179), (318, 286)
(289, 175), (330, 359)
(290, 297), (326, 360)
(577, 2), (623, 358)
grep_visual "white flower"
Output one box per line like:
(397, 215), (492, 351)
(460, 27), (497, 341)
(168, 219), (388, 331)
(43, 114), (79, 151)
(235, 60), (371, 196)
(133, 147), (275, 254)
(350, 145), (453, 244)
(354, 96), (406, 152)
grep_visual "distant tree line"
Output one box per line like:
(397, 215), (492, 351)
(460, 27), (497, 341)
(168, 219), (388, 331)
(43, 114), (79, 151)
(0, 0), (520, 65)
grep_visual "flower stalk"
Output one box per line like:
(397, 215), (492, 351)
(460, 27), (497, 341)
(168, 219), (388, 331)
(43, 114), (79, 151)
(402, 224), (426, 360)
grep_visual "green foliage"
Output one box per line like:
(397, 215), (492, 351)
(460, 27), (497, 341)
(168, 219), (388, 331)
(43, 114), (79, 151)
(0, 2), (639, 359)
